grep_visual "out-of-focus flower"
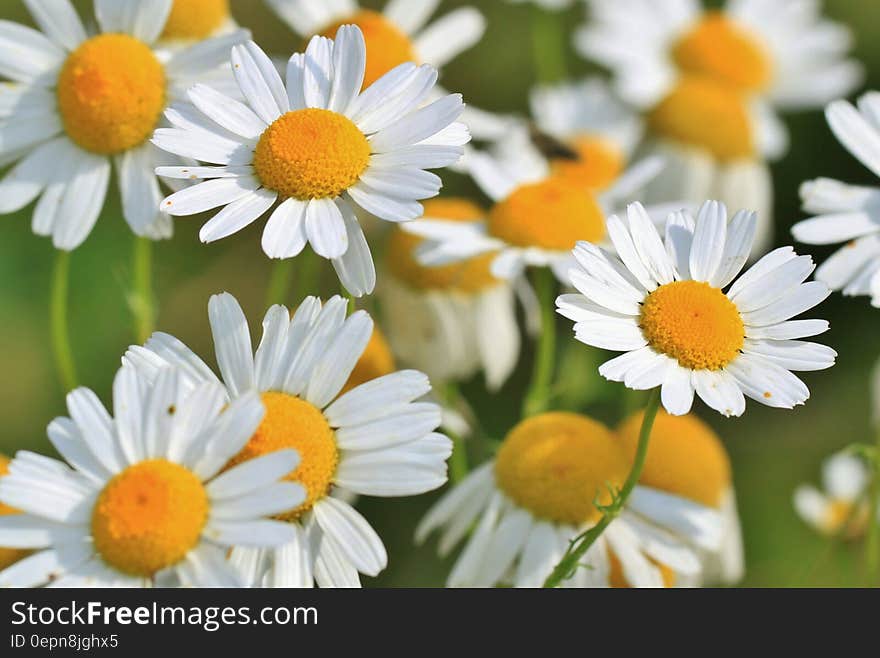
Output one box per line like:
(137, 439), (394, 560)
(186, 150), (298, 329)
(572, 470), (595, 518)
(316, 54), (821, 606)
(159, 0), (237, 45)
(0, 366), (303, 587)
(505, 0), (575, 10)
(794, 452), (872, 538)
(558, 200), (836, 417)
(417, 412), (720, 587)
(152, 28), (468, 297)
(617, 410), (744, 585)
(382, 198), (520, 391)
(0, 0), (248, 249)
(577, 0), (863, 256)
(793, 93), (880, 308)
(123, 292), (450, 587)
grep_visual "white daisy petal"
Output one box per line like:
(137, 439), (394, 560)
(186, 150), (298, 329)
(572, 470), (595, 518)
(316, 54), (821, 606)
(313, 497), (387, 577)
(188, 84), (267, 140)
(305, 310), (374, 409)
(23, 0), (87, 51)
(413, 7), (486, 68)
(304, 197), (348, 259)
(199, 188), (277, 243)
(207, 450), (300, 500)
(689, 200), (727, 283)
(331, 200), (376, 297)
(262, 197), (309, 259)
(208, 292), (256, 398)
(231, 41), (288, 124)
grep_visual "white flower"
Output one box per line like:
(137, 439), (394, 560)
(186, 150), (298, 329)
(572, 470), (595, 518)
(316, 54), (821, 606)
(794, 452), (872, 537)
(152, 27), (468, 297)
(558, 200), (836, 417)
(793, 93), (880, 307)
(417, 412), (721, 587)
(0, 365), (303, 587)
(403, 123), (668, 285)
(0, 0), (248, 249)
(123, 292), (451, 587)
(381, 197), (522, 391)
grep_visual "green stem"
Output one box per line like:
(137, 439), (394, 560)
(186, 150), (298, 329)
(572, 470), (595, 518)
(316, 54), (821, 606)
(50, 250), (77, 392)
(543, 388), (661, 588)
(265, 258), (295, 309)
(867, 428), (880, 585)
(445, 383), (468, 483)
(530, 5), (567, 84)
(522, 268), (556, 418)
(132, 236), (155, 344)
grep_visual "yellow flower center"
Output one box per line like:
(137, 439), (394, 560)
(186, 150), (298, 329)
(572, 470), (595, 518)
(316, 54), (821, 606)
(91, 459), (208, 577)
(253, 108), (371, 200)
(647, 76), (755, 161)
(0, 455), (29, 571)
(608, 550), (677, 588)
(550, 135), (625, 192)
(617, 410), (730, 507)
(488, 178), (606, 251)
(57, 34), (166, 155)
(225, 392), (338, 521)
(673, 12), (772, 93)
(494, 413), (628, 525)
(640, 280), (744, 371)
(161, 0), (230, 41)
(341, 327), (396, 395)
(321, 10), (418, 89)
(822, 500), (869, 538)
(387, 198), (501, 292)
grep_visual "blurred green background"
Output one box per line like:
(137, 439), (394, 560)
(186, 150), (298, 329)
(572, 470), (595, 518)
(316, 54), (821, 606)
(2, 0), (879, 587)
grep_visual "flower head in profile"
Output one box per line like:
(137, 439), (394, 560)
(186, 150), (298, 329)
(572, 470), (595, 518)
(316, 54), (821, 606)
(558, 200), (836, 417)
(153, 26), (468, 297)
(0, 0), (248, 249)
(0, 366), (303, 587)
(793, 92), (880, 307)
(417, 412), (721, 587)
(794, 452), (872, 538)
(123, 292), (450, 587)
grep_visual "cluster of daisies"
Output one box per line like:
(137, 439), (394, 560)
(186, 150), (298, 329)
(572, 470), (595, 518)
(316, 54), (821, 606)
(0, 0), (876, 587)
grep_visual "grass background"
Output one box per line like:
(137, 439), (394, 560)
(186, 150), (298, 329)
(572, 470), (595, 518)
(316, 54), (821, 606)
(2, 0), (880, 586)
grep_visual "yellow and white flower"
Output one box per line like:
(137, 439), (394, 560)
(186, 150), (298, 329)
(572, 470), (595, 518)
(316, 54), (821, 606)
(159, 0), (237, 46)
(577, 0), (863, 255)
(794, 452), (872, 537)
(617, 410), (744, 585)
(382, 197), (520, 391)
(417, 412), (721, 587)
(403, 124), (667, 285)
(793, 93), (880, 307)
(0, 366), (303, 587)
(558, 200), (836, 417)
(153, 27), (468, 297)
(0, 0), (247, 249)
(123, 292), (451, 587)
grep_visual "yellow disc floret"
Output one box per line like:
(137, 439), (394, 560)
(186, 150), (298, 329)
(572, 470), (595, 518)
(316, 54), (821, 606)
(617, 410), (731, 507)
(161, 0), (230, 41)
(647, 76), (755, 161)
(673, 11), (772, 92)
(640, 280), (744, 371)
(387, 198), (501, 292)
(91, 459), (208, 577)
(341, 327), (396, 395)
(494, 413), (628, 525)
(550, 135), (625, 192)
(253, 109), (371, 200)
(57, 34), (166, 155)
(321, 10), (418, 88)
(0, 455), (29, 570)
(226, 392), (338, 521)
(488, 177), (606, 250)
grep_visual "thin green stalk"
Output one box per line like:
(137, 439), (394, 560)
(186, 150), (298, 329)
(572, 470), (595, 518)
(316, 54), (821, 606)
(265, 258), (295, 309)
(866, 428), (880, 584)
(530, 5), (567, 83)
(445, 383), (468, 483)
(50, 250), (77, 392)
(131, 236), (155, 343)
(522, 268), (556, 418)
(543, 388), (661, 588)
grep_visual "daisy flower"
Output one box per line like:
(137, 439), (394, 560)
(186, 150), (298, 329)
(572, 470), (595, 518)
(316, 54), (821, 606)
(0, 455), (29, 572)
(577, 0), (863, 256)
(0, 0), (247, 249)
(160, 0), (237, 45)
(123, 292), (451, 587)
(417, 412), (722, 587)
(152, 27), (468, 297)
(0, 366), (304, 587)
(794, 452), (872, 538)
(382, 197), (520, 391)
(792, 93), (880, 307)
(404, 123), (667, 285)
(557, 199), (836, 417)
(617, 410), (744, 585)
